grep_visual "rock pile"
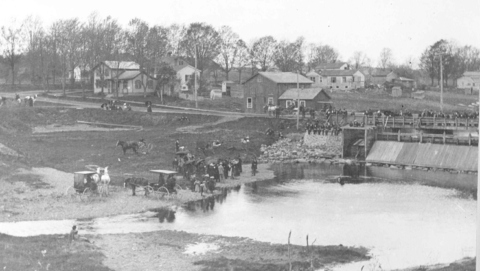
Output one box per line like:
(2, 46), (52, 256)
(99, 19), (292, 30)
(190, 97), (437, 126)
(259, 132), (342, 163)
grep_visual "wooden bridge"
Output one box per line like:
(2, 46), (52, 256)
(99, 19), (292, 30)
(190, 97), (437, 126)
(376, 131), (478, 146)
(354, 115), (478, 130)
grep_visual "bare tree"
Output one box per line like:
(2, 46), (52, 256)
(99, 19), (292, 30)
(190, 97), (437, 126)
(125, 18), (150, 97)
(166, 24), (185, 55)
(215, 26), (244, 81)
(307, 43), (339, 69)
(250, 36), (277, 72)
(378, 47), (393, 70)
(1, 19), (26, 87)
(273, 37), (305, 72)
(349, 51), (369, 69)
(235, 40), (250, 84)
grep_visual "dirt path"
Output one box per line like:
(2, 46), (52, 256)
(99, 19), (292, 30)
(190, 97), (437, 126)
(176, 115), (242, 133)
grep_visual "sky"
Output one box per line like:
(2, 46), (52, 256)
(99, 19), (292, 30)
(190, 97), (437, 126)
(1, 0), (479, 68)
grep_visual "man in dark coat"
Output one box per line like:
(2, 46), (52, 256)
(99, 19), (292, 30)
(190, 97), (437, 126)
(251, 158), (258, 176)
(223, 162), (230, 179)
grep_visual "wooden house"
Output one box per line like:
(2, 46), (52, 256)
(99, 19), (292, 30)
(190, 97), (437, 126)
(278, 87), (332, 111)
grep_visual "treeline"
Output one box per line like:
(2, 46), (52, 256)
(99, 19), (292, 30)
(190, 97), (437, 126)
(0, 14), (479, 91)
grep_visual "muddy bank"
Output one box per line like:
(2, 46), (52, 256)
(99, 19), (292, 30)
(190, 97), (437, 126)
(92, 230), (369, 271)
(0, 164), (273, 222)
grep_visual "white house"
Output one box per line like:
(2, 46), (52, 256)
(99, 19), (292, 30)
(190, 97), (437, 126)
(314, 62), (350, 71)
(159, 55), (200, 92)
(307, 70), (365, 90)
(92, 61), (156, 96)
(457, 71), (480, 91)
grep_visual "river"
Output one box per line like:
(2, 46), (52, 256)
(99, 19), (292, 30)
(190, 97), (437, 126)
(0, 163), (476, 270)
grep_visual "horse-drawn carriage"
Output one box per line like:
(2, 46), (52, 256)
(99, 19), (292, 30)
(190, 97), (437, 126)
(65, 171), (101, 200)
(124, 169), (181, 199)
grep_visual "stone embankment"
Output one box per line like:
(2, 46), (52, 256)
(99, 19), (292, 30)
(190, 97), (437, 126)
(259, 132), (344, 163)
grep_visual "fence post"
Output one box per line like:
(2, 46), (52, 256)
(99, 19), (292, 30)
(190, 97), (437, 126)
(393, 117), (395, 127)
(443, 131), (446, 144)
(420, 132), (423, 143)
(403, 116), (405, 127)
(397, 130), (400, 142)
(466, 118), (469, 129)
(433, 116), (436, 127)
(469, 133), (471, 146)
(455, 118), (458, 127)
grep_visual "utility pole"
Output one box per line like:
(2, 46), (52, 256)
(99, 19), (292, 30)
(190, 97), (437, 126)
(194, 44), (198, 108)
(439, 54), (443, 112)
(296, 71), (300, 130)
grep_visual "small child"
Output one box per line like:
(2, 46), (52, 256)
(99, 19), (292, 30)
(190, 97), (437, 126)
(194, 179), (201, 192)
(200, 181), (207, 196)
(69, 225), (78, 242)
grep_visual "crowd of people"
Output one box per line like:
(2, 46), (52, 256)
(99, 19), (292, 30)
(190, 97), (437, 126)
(305, 120), (342, 136)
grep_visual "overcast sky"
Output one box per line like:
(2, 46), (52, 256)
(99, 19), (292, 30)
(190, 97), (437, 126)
(2, 0), (479, 68)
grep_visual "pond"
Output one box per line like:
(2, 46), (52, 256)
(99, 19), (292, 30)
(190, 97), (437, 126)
(0, 164), (476, 270)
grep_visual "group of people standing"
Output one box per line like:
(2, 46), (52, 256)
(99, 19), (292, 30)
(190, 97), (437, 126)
(306, 121), (342, 136)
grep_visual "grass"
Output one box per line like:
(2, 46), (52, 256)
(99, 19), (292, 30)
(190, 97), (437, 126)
(6, 174), (51, 189)
(0, 234), (113, 271)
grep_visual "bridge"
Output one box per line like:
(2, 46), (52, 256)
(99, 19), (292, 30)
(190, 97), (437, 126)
(353, 115), (478, 131)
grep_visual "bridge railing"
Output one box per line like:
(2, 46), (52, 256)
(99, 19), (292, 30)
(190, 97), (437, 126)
(377, 131), (479, 145)
(361, 115), (478, 129)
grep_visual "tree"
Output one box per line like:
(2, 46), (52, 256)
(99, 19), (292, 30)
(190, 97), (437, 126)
(420, 48), (436, 86)
(125, 18), (150, 97)
(24, 16), (45, 86)
(349, 51), (369, 69)
(1, 19), (26, 87)
(250, 36), (277, 72)
(179, 22), (221, 92)
(235, 40), (251, 83)
(306, 44), (339, 69)
(215, 26), (244, 81)
(378, 48), (393, 70)
(155, 63), (177, 102)
(273, 37), (305, 72)
(166, 24), (185, 55)
(54, 19), (82, 94)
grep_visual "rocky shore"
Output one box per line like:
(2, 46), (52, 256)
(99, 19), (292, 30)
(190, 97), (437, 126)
(259, 132), (344, 164)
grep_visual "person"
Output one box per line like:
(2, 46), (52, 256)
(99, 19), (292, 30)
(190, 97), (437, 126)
(200, 180), (207, 196)
(251, 158), (258, 176)
(175, 139), (180, 152)
(69, 225), (78, 242)
(218, 163), (224, 181)
(194, 178), (201, 192)
(172, 158), (178, 171)
(237, 157), (243, 174)
(223, 162), (230, 179)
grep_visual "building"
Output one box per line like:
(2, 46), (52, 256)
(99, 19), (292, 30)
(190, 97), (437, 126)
(308, 70), (365, 91)
(278, 88), (332, 111)
(392, 76), (416, 89)
(92, 61), (156, 96)
(159, 55), (200, 93)
(457, 71), (480, 91)
(369, 70), (397, 85)
(243, 72), (313, 113)
(314, 62), (349, 70)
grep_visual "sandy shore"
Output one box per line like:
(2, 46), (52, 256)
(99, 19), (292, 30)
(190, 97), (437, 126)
(0, 164), (273, 222)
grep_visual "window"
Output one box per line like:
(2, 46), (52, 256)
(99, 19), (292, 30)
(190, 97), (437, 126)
(135, 80), (142, 89)
(123, 80), (128, 89)
(286, 100), (294, 107)
(257, 76), (263, 83)
(331, 77), (336, 83)
(247, 97), (252, 108)
(147, 80), (153, 89)
(95, 79), (101, 88)
(319, 77), (323, 83)
(310, 77), (316, 82)
(185, 74), (192, 83)
(104, 68), (110, 77)
(268, 97), (274, 105)
(342, 77), (347, 83)
(95, 69), (101, 77)
(179, 60), (184, 65)
(299, 100), (306, 107)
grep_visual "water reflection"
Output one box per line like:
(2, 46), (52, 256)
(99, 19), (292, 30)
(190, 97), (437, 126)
(156, 208), (176, 223)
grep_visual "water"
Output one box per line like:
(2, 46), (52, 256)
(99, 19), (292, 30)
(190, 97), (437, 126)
(0, 164), (476, 270)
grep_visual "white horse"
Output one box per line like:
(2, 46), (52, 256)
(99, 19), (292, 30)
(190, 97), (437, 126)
(24, 94), (37, 106)
(267, 105), (278, 117)
(100, 166), (111, 196)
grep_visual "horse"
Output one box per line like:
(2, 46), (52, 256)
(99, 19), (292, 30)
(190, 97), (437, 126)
(100, 167), (111, 196)
(0, 96), (7, 106)
(24, 95), (37, 106)
(267, 105), (278, 117)
(116, 140), (140, 155)
(124, 177), (151, 196)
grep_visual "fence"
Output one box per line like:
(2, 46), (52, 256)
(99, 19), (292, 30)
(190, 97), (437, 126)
(376, 131), (478, 146)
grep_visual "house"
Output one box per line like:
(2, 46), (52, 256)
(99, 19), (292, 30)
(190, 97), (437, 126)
(278, 88), (332, 111)
(159, 55), (200, 93)
(457, 71), (480, 91)
(243, 72), (313, 113)
(309, 70), (365, 91)
(392, 76), (416, 89)
(369, 70), (397, 85)
(92, 61), (156, 96)
(314, 62), (349, 70)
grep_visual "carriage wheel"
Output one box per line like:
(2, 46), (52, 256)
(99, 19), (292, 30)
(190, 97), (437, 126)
(65, 186), (76, 196)
(81, 188), (92, 201)
(175, 184), (184, 191)
(156, 186), (169, 200)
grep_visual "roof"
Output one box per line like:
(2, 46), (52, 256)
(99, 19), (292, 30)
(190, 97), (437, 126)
(278, 88), (331, 100)
(463, 71), (480, 77)
(74, 171), (97, 175)
(397, 77), (415, 81)
(245, 72), (313, 84)
(315, 62), (347, 70)
(150, 170), (177, 175)
(306, 71), (320, 76)
(118, 70), (142, 80)
(319, 69), (360, 76)
(104, 61), (140, 70)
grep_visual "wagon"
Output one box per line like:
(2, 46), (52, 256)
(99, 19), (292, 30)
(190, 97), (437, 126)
(65, 171), (99, 199)
(149, 169), (182, 198)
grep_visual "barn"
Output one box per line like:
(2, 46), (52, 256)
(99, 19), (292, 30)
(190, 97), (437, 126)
(278, 88), (332, 111)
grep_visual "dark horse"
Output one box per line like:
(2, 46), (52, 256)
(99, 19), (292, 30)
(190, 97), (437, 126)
(116, 140), (140, 155)
(124, 177), (151, 196)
